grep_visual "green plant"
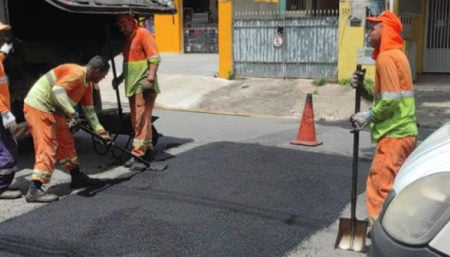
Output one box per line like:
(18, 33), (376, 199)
(364, 78), (374, 87)
(313, 78), (327, 86)
(227, 70), (235, 80)
(339, 78), (351, 87)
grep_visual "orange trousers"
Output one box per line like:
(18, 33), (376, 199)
(129, 92), (157, 157)
(24, 104), (78, 184)
(366, 136), (416, 221)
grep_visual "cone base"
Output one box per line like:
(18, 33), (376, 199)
(290, 140), (322, 147)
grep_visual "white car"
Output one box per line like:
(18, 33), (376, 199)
(369, 122), (450, 256)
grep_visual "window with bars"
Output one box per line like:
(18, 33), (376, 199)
(287, 0), (307, 10)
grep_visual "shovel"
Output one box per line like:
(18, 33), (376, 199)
(335, 64), (369, 253)
(79, 124), (168, 172)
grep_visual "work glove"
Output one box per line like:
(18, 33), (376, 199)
(350, 111), (371, 130)
(350, 69), (366, 89)
(96, 129), (112, 144)
(0, 43), (13, 55)
(1, 111), (16, 130)
(67, 113), (81, 133)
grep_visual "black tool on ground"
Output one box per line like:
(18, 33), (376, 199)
(79, 124), (167, 172)
(335, 64), (369, 253)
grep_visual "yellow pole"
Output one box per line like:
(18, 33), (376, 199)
(218, 0), (233, 79)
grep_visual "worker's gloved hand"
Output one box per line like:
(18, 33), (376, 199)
(0, 43), (13, 55)
(350, 111), (371, 130)
(1, 111), (16, 130)
(350, 69), (366, 89)
(96, 129), (112, 144)
(67, 114), (81, 133)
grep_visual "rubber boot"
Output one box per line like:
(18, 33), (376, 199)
(124, 157), (136, 168)
(25, 180), (59, 203)
(70, 167), (103, 189)
(129, 160), (147, 172)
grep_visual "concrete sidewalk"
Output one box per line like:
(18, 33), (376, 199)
(98, 53), (450, 129)
(98, 53), (229, 111)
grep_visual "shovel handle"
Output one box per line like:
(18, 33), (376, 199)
(105, 21), (123, 120)
(350, 64), (366, 220)
(354, 64), (366, 113)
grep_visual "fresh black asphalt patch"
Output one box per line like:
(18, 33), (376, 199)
(0, 141), (370, 257)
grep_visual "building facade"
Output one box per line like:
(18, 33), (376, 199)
(154, 0), (448, 81)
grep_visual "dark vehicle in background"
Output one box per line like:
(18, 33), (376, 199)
(0, 0), (175, 139)
(369, 122), (450, 257)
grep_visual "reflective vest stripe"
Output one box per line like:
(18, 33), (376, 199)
(375, 90), (414, 100)
(0, 166), (17, 175)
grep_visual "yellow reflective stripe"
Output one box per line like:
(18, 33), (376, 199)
(52, 87), (66, 95)
(59, 156), (77, 166)
(0, 166), (17, 175)
(32, 169), (52, 180)
(132, 138), (152, 147)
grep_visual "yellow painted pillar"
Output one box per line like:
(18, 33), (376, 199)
(409, 0), (426, 74)
(218, 0), (233, 79)
(154, 0), (183, 53)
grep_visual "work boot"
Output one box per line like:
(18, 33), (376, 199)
(144, 149), (156, 162)
(0, 188), (22, 199)
(124, 157), (136, 168)
(70, 167), (103, 189)
(129, 161), (147, 172)
(25, 181), (58, 203)
(129, 149), (155, 172)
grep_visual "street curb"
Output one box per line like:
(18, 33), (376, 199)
(155, 103), (299, 120)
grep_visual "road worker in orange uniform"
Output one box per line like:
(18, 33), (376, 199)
(114, 14), (161, 171)
(0, 21), (22, 200)
(350, 10), (418, 226)
(23, 55), (112, 203)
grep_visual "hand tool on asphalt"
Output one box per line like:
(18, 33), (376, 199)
(79, 124), (168, 172)
(335, 64), (369, 253)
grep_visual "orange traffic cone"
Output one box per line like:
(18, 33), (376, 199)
(290, 93), (322, 146)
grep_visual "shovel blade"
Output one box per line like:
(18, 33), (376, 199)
(335, 218), (368, 253)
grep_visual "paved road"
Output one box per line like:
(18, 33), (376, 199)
(0, 53), (444, 257)
(1, 110), (374, 257)
(0, 108), (436, 257)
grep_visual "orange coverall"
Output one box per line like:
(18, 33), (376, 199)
(364, 11), (418, 223)
(123, 26), (161, 157)
(23, 64), (105, 184)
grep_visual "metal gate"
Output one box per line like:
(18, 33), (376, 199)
(232, 10), (338, 79)
(424, 0), (450, 72)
